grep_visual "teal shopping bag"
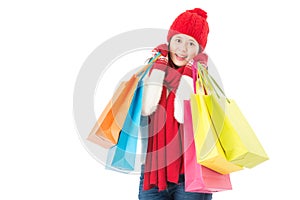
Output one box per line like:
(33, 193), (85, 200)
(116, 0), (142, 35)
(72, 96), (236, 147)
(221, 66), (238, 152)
(109, 80), (144, 171)
(106, 54), (160, 172)
(106, 53), (161, 172)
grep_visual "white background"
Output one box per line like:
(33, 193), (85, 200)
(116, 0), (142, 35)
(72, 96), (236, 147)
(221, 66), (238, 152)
(1, 0), (299, 199)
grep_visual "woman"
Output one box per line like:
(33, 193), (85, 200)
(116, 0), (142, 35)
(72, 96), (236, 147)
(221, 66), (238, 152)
(138, 8), (212, 200)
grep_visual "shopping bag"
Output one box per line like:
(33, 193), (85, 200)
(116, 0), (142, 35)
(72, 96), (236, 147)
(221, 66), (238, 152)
(190, 65), (243, 174)
(107, 53), (161, 171)
(184, 100), (232, 193)
(87, 77), (138, 148)
(200, 66), (269, 168)
(87, 53), (161, 148)
(109, 81), (144, 171)
(190, 93), (243, 174)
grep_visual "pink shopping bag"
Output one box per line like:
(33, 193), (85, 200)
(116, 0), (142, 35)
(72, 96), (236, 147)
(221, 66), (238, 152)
(183, 100), (232, 193)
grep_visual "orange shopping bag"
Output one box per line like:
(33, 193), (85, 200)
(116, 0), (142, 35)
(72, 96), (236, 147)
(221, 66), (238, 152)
(87, 76), (138, 148)
(87, 53), (161, 148)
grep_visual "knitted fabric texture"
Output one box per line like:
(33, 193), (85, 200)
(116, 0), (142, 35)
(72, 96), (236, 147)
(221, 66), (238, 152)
(167, 8), (209, 52)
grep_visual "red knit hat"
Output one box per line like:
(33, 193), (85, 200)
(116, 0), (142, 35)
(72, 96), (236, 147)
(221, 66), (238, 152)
(167, 8), (209, 52)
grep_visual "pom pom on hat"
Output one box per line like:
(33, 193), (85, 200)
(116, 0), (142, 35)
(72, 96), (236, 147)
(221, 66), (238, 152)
(167, 8), (209, 52)
(187, 8), (207, 19)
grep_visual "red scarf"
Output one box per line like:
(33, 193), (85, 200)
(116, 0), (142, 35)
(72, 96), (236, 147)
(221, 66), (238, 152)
(144, 47), (192, 191)
(142, 44), (208, 191)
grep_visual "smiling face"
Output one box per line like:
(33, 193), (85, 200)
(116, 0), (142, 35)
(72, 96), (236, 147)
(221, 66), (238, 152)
(169, 34), (200, 67)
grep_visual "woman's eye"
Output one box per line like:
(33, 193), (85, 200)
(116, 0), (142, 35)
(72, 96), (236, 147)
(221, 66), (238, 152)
(189, 42), (195, 46)
(175, 39), (181, 43)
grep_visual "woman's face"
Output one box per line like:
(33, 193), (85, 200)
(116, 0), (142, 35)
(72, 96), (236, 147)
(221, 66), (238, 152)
(169, 34), (200, 67)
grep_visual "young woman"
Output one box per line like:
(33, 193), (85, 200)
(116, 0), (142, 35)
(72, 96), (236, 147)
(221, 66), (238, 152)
(138, 8), (212, 200)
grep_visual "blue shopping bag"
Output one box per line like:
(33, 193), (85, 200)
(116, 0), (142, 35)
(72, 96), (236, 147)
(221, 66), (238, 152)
(106, 54), (160, 172)
(109, 80), (144, 171)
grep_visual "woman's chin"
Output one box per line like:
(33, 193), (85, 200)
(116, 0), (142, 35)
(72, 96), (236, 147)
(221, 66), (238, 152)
(173, 60), (187, 67)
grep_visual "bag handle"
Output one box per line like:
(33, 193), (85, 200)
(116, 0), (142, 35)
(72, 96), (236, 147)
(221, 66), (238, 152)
(198, 63), (231, 103)
(192, 61), (204, 94)
(192, 61), (210, 95)
(192, 61), (199, 94)
(198, 63), (219, 97)
(136, 52), (161, 80)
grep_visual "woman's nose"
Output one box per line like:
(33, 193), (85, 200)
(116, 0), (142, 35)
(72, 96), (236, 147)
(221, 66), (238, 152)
(178, 42), (187, 52)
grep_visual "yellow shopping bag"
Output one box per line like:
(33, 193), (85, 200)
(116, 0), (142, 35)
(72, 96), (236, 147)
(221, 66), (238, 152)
(200, 64), (269, 168)
(190, 69), (243, 174)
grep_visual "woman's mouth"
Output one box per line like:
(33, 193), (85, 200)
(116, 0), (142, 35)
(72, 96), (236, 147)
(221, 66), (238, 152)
(175, 54), (187, 61)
